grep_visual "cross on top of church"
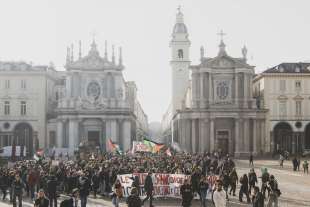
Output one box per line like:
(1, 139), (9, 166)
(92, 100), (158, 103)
(217, 30), (226, 41)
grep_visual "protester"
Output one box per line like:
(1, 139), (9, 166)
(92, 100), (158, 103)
(12, 174), (25, 207)
(34, 189), (50, 207)
(292, 157), (298, 171)
(252, 186), (264, 207)
(267, 175), (280, 207)
(303, 160), (309, 174)
(60, 188), (79, 207)
(248, 168), (257, 195)
(112, 179), (123, 207)
(142, 171), (154, 207)
(180, 179), (193, 207)
(126, 187), (142, 207)
(198, 176), (209, 207)
(213, 180), (226, 207)
(91, 170), (100, 198)
(239, 174), (250, 203)
(47, 174), (58, 207)
(249, 153), (254, 167)
(78, 172), (91, 207)
(229, 168), (238, 196)
(260, 168), (269, 199)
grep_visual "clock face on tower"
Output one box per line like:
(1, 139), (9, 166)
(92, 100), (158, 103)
(87, 81), (101, 99)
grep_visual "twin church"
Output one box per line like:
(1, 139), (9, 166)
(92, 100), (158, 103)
(163, 8), (268, 156)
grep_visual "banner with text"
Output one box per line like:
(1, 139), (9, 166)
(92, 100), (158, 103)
(117, 173), (218, 198)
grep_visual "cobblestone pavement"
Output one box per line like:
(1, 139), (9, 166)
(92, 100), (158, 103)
(0, 159), (309, 207)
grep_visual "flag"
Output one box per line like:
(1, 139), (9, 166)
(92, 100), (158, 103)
(166, 147), (172, 156)
(143, 138), (164, 153)
(34, 149), (44, 161)
(107, 139), (122, 154)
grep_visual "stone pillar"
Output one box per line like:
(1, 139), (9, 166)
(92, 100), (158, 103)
(243, 118), (250, 154)
(68, 119), (79, 154)
(208, 73), (212, 105)
(118, 119), (124, 148)
(110, 119), (117, 143)
(192, 73), (198, 108)
(200, 73), (205, 108)
(292, 133), (296, 154)
(122, 120), (131, 151)
(57, 121), (64, 148)
(235, 73), (239, 105)
(253, 119), (258, 155)
(235, 119), (240, 155)
(244, 74), (248, 108)
(210, 119), (215, 152)
(200, 119), (206, 153)
(185, 120), (191, 153)
(191, 120), (196, 153)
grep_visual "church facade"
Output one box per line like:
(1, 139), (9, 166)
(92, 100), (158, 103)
(0, 40), (148, 156)
(165, 9), (268, 157)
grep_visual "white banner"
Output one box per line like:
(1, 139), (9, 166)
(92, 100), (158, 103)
(132, 141), (151, 153)
(117, 173), (218, 199)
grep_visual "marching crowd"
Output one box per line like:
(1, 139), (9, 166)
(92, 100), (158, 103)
(0, 151), (282, 207)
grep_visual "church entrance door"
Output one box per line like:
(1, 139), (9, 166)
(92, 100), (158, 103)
(216, 130), (229, 155)
(88, 131), (100, 147)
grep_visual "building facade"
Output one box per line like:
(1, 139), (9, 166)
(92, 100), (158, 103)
(0, 62), (58, 156)
(164, 9), (267, 156)
(0, 40), (148, 156)
(253, 63), (310, 154)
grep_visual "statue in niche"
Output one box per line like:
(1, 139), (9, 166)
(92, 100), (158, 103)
(178, 49), (183, 59)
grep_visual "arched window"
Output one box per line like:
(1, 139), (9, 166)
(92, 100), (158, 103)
(178, 49), (183, 59)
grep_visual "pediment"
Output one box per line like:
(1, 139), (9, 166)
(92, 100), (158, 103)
(277, 95), (288, 100)
(203, 55), (252, 69)
(293, 95), (304, 100)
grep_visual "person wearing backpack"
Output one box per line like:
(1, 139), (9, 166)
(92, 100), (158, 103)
(60, 188), (79, 207)
(47, 174), (57, 207)
(78, 172), (91, 207)
(267, 175), (280, 207)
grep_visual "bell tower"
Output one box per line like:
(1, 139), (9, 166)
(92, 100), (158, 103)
(170, 6), (191, 115)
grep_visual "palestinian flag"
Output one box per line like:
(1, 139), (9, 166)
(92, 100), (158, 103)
(143, 138), (165, 153)
(34, 149), (44, 161)
(107, 139), (122, 154)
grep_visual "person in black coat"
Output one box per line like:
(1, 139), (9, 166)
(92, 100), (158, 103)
(47, 174), (57, 207)
(252, 186), (264, 207)
(239, 174), (251, 203)
(78, 173), (91, 207)
(127, 187), (142, 207)
(91, 171), (100, 198)
(60, 188), (79, 207)
(248, 168), (258, 195)
(142, 171), (154, 207)
(12, 174), (25, 207)
(180, 179), (193, 207)
(34, 189), (50, 207)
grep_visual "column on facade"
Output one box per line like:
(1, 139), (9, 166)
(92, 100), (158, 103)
(244, 74), (248, 108)
(243, 118), (250, 153)
(192, 73), (198, 108)
(56, 121), (64, 148)
(208, 73), (212, 105)
(68, 119), (79, 154)
(210, 118), (215, 152)
(253, 119), (258, 155)
(200, 73), (205, 108)
(191, 120), (196, 153)
(199, 119), (206, 153)
(235, 118), (240, 154)
(184, 120), (191, 153)
(292, 133), (297, 154)
(117, 119), (123, 148)
(122, 120), (131, 151)
(110, 119), (117, 143)
(235, 73), (239, 105)
(179, 119), (184, 147)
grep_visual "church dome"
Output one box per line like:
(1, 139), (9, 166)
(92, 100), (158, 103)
(173, 23), (188, 34)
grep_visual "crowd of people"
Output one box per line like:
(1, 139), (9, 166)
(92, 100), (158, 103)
(0, 150), (283, 207)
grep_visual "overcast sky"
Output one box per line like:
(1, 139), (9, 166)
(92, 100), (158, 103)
(0, 0), (310, 122)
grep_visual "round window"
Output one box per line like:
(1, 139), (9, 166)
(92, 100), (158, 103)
(295, 122), (302, 129)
